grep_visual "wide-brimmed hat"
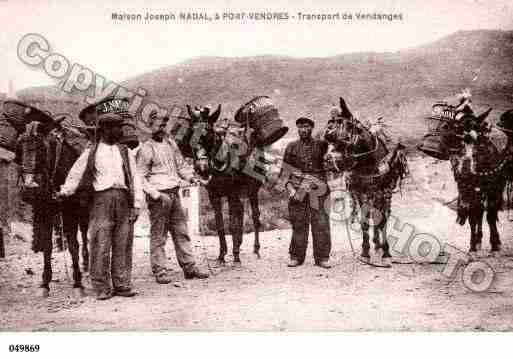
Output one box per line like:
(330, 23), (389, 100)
(497, 109), (513, 134)
(78, 96), (132, 126)
(2, 99), (54, 132)
(296, 117), (314, 127)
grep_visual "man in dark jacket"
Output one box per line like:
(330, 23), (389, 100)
(282, 117), (331, 268)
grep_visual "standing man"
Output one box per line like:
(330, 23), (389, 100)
(58, 98), (143, 300)
(136, 112), (208, 284)
(282, 117), (331, 268)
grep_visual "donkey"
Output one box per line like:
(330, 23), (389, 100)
(18, 115), (90, 297)
(323, 97), (409, 267)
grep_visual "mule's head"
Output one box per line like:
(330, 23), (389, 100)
(186, 104), (221, 153)
(172, 104), (221, 159)
(18, 120), (55, 197)
(449, 108), (492, 160)
(194, 118), (252, 180)
(169, 104), (223, 179)
(323, 97), (378, 172)
(448, 108), (494, 178)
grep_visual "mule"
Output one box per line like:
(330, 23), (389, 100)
(18, 117), (90, 297)
(323, 97), (409, 266)
(173, 100), (284, 265)
(445, 111), (513, 256)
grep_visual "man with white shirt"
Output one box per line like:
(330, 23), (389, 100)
(136, 112), (208, 284)
(58, 98), (143, 300)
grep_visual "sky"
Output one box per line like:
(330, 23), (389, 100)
(1, 0), (513, 93)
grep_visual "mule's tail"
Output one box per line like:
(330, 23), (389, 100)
(388, 144), (409, 193)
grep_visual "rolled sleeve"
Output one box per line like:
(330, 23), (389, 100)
(136, 143), (161, 200)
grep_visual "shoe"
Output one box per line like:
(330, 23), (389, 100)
(114, 288), (138, 297)
(155, 273), (173, 284)
(96, 291), (113, 301)
(287, 259), (301, 267)
(316, 260), (332, 269)
(184, 268), (209, 280)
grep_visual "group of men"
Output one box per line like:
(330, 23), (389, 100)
(57, 98), (208, 301)
(54, 95), (343, 300)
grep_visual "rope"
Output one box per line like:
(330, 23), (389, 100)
(343, 214), (359, 292)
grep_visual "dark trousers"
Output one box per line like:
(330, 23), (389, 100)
(88, 189), (132, 293)
(288, 194), (331, 263)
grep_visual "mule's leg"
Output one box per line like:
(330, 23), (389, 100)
(62, 202), (83, 292)
(468, 207), (479, 257)
(228, 195), (244, 265)
(67, 231), (84, 292)
(34, 202), (53, 297)
(248, 190), (261, 258)
(372, 222), (381, 252)
(41, 247), (52, 298)
(361, 211), (371, 261)
(381, 219), (391, 258)
(209, 194), (227, 263)
(475, 206), (484, 252)
(79, 208), (89, 273)
(487, 204), (501, 254)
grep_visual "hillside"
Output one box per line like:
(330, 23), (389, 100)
(15, 29), (513, 148)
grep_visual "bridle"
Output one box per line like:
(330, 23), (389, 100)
(325, 117), (381, 171)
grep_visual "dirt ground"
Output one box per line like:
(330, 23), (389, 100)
(2, 158), (513, 331)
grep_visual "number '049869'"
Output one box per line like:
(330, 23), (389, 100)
(8, 344), (40, 352)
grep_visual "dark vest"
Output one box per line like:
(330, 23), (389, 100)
(284, 138), (328, 182)
(76, 142), (134, 207)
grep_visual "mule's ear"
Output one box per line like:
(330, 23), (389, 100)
(186, 104), (194, 121)
(209, 104), (221, 124)
(339, 97), (353, 120)
(477, 107), (492, 123)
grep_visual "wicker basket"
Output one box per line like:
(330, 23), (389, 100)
(234, 96), (288, 147)
(417, 132), (449, 160)
(0, 119), (18, 152)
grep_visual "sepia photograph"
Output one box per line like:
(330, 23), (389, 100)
(1, 0), (513, 354)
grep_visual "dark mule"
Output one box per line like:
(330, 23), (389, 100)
(17, 114), (90, 297)
(323, 97), (409, 266)
(174, 98), (287, 265)
(445, 110), (513, 256)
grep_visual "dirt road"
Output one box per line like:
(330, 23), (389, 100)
(2, 159), (513, 331)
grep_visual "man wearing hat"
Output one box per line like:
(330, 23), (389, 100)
(58, 98), (143, 300)
(136, 111), (208, 284)
(282, 116), (332, 268)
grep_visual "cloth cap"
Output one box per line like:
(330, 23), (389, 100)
(296, 117), (314, 127)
